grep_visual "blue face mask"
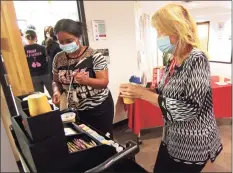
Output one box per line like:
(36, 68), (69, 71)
(59, 42), (79, 53)
(157, 36), (176, 54)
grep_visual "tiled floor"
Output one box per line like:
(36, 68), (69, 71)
(114, 119), (232, 172)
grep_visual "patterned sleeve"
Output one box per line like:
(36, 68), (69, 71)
(52, 54), (59, 75)
(158, 52), (210, 121)
(92, 51), (108, 72)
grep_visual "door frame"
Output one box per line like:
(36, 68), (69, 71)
(76, 0), (89, 46)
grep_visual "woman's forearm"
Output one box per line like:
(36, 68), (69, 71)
(86, 78), (109, 89)
(141, 89), (159, 106)
(52, 81), (62, 93)
(146, 88), (157, 92)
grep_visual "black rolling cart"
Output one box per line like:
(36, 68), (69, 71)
(10, 94), (148, 173)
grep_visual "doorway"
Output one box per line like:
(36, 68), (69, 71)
(13, 1), (88, 45)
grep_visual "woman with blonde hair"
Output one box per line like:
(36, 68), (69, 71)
(120, 3), (222, 173)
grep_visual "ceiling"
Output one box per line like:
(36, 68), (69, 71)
(140, 1), (232, 14)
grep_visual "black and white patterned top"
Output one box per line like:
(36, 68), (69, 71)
(53, 47), (109, 111)
(157, 48), (223, 165)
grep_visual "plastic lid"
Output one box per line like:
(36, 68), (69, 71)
(129, 75), (141, 84)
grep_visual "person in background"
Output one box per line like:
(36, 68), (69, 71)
(20, 29), (26, 46)
(45, 26), (62, 80)
(52, 19), (114, 138)
(42, 26), (52, 46)
(24, 29), (53, 97)
(27, 24), (36, 31)
(120, 3), (222, 173)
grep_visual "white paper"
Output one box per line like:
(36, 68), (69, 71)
(64, 128), (77, 136)
(92, 20), (107, 41)
(215, 82), (229, 86)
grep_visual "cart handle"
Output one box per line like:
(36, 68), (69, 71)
(85, 140), (139, 173)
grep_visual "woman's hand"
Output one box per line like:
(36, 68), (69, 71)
(120, 83), (160, 106)
(72, 72), (89, 85)
(119, 84), (145, 99)
(52, 90), (61, 104)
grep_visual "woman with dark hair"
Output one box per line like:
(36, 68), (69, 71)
(45, 26), (62, 80)
(24, 29), (53, 97)
(52, 19), (114, 138)
(41, 26), (52, 46)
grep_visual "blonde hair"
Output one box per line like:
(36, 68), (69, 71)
(152, 3), (206, 58)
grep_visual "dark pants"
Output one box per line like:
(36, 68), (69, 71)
(153, 142), (207, 173)
(78, 92), (114, 138)
(32, 74), (53, 97)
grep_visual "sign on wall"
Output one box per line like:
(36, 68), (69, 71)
(92, 20), (107, 41)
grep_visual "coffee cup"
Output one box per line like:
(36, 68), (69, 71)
(123, 76), (141, 104)
(123, 97), (135, 104)
(219, 76), (225, 84)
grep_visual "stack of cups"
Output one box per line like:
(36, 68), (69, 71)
(123, 75), (141, 104)
(218, 75), (225, 84)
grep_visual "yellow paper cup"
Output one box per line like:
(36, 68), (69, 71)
(122, 82), (139, 104)
(219, 76), (225, 84)
(123, 98), (135, 104)
(27, 93), (52, 117)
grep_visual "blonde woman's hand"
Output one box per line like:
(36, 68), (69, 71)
(119, 84), (145, 99)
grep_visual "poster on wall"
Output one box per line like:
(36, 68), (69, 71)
(217, 22), (224, 39)
(209, 20), (231, 63)
(92, 20), (107, 41)
(96, 49), (110, 64)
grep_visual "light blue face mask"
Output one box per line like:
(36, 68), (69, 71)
(157, 36), (176, 54)
(59, 42), (79, 54)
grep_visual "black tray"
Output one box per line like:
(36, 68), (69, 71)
(11, 116), (69, 172)
(11, 115), (147, 172)
(66, 133), (101, 154)
(15, 92), (36, 112)
(61, 108), (111, 141)
(21, 104), (64, 142)
(11, 115), (118, 172)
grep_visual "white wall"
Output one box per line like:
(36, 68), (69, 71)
(189, 8), (232, 77)
(141, 2), (232, 78)
(84, 1), (138, 122)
